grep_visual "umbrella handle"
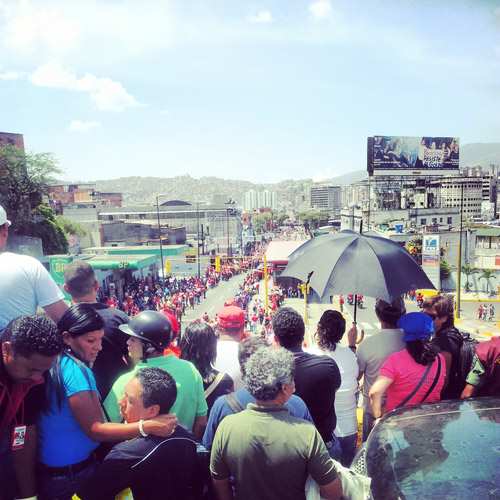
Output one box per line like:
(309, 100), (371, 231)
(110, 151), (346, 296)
(353, 296), (357, 323)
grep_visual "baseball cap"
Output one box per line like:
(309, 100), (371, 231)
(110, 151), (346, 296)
(0, 205), (11, 227)
(218, 305), (245, 329)
(397, 312), (434, 342)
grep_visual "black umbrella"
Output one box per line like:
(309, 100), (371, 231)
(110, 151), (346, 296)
(282, 230), (435, 322)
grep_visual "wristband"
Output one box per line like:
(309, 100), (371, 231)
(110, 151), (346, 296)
(138, 419), (148, 437)
(16, 497), (38, 500)
(349, 345), (357, 351)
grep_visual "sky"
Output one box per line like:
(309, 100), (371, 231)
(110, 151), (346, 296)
(0, 0), (499, 183)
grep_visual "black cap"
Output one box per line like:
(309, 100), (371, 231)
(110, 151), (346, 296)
(119, 311), (172, 350)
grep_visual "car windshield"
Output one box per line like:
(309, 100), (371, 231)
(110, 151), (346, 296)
(367, 399), (500, 500)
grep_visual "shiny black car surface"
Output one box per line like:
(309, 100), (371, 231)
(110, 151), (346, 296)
(351, 397), (500, 500)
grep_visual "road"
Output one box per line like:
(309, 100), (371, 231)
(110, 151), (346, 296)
(180, 273), (248, 333)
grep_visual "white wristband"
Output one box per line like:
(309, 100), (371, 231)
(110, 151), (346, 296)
(138, 419), (148, 437)
(16, 497), (38, 500)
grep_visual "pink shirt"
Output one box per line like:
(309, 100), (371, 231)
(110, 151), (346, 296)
(380, 349), (446, 413)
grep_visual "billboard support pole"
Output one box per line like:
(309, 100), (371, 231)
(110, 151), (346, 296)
(456, 182), (464, 319)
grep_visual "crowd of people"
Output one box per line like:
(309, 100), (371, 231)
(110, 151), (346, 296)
(1, 202), (500, 500)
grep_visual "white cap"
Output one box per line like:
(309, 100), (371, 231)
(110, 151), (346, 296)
(0, 205), (11, 227)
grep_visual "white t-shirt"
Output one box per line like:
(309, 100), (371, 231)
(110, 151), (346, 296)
(215, 339), (243, 390)
(0, 252), (64, 330)
(357, 328), (405, 415)
(308, 345), (359, 437)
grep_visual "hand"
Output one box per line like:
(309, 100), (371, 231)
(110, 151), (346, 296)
(143, 413), (177, 437)
(347, 323), (365, 345)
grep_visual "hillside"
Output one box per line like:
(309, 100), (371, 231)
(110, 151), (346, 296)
(95, 171), (367, 207)
(94, 143), (500, 206)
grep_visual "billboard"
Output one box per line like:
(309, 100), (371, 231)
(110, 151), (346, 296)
(422, 234), (440, 290)
(367, 136), (459, 176)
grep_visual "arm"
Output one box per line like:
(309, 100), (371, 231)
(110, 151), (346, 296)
(69, 391), (176, 442)
(43, 299), (68, 324)
(212, 478), (234, 500)
(12, 425), (37, 498)
(460, 384), (477, 399)
(192, 415), (208, 440)
(440, 351), (452, 390)
(319, 478), (343, 500)
(369, 376), (393, 418)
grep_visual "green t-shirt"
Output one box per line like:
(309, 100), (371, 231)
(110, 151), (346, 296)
(103, 355), (208, 430)
(210, 403), (338, 500)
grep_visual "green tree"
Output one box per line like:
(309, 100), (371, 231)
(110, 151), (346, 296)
(0, 145), (68, 254)
(461, 264), (478, 292)
(56, 216), (87, 238)
(479, 269), (496, 294)
(440, 260), (451, 280)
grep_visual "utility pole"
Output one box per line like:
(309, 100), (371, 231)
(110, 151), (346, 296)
(456, 181), (464, 319)
(196, 202), (200, 278)
(156, 195), (164, 281)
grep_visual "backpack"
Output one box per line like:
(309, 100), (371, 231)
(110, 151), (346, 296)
(446, 329), (478, 382)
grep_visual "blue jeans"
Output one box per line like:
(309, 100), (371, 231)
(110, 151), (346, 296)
(38, 461), (97, 500)
(325, 434), (343, 461)
(337, 433), (358, 467)
(0, 431), (17, 500)
(362, 412), (375, 442)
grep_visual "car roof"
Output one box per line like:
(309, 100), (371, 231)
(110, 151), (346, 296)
(366, 397), (500, 500)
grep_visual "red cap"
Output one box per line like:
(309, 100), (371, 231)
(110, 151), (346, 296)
(218, 305), (245, 329)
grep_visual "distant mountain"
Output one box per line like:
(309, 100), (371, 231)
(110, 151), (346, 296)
(93, 143), (500, 207)
(95, 171), (367, 208)
(460, 143), (500, 168)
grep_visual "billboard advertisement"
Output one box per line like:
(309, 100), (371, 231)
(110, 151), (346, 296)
(367, 136), (459, 176)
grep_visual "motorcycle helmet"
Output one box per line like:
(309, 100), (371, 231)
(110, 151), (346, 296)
(119, 310), (172, 350)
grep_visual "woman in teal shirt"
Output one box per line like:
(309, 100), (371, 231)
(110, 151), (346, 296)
(37, 304), (176, 500)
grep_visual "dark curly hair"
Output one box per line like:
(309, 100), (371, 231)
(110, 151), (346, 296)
(406, 340), (440, 366)
(238, 336), (269, 377)
(180, 320), (217, 380)
(316, 310), (345, 351)
(136, 367), (177, 414)
(272, 307), (304, 349)
(2, 314), (63, 357)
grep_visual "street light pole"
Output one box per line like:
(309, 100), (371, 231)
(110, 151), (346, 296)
(196, 202), (201, 278)
(456, 181), (464, 319)
(156, 195), (165, 281)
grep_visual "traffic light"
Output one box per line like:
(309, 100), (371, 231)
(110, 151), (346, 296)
(215, 256), (221, 272)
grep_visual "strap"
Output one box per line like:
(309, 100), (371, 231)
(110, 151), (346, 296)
(396, 361), (433, 409)
(225, 392), (245, 413)
(204, 372), (225, 399)
(420, 355), (442, 404)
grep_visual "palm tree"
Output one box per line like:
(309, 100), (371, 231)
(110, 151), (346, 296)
(479, 269), (496, 294)
(461, 264), (478, 292)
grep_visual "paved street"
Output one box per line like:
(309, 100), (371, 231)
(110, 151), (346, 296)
(180, 272), (248, 333)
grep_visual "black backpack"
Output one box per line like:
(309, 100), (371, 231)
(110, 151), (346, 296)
(446, 329), (478, 382)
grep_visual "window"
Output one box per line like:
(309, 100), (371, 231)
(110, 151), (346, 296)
(421, 218), (427, 225)
(447, 217), (452, 224)
(432, 218), (437, 224)
(440, 218), (443, 223)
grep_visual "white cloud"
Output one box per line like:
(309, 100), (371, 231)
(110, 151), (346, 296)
(69, 120), (101, 132)
(0, 70), (21, 80)
(30, 62), (139, 111)
(309, 0), (333, 20)
(248, 10), (273, 24)
(2, 2), (80, 55)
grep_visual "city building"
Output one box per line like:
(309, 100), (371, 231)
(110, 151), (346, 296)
(310, 184), (342, 213)
(243, 189), (278, 211)
(48, 183), (123, 214)
(98, 200), (242, 256)
(437, 178), (483, 218)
